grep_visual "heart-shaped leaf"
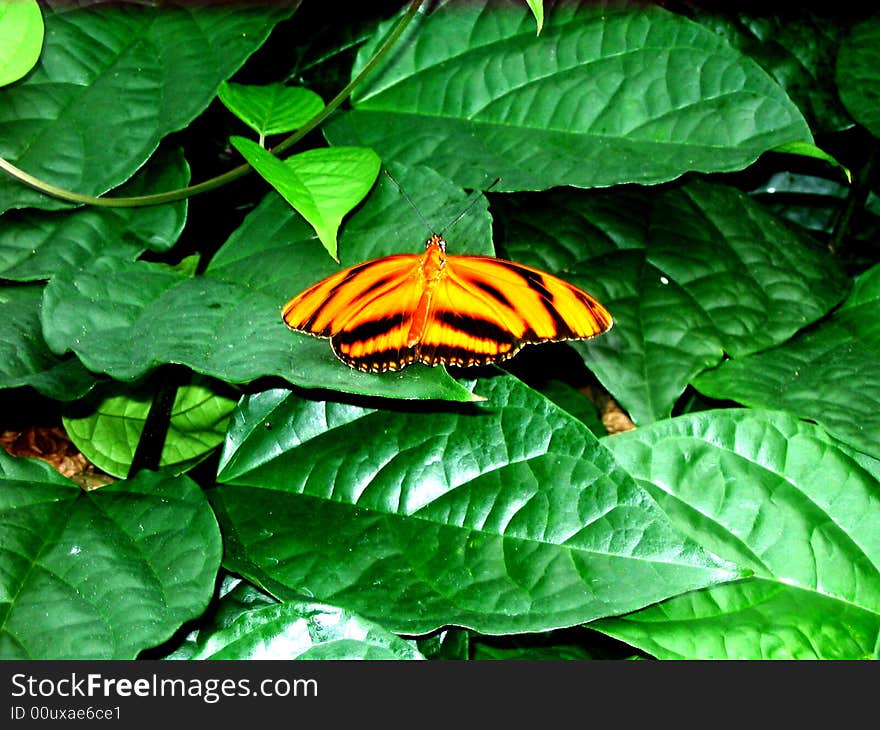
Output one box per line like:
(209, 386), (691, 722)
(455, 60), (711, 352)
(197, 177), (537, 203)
(211, 374), (740, 635)
(0, 0), (43, 87)
(595, 409), (880, 659)
(694, 263), (880, 459)
(0, 1), (294, 212)
(230, 138), (381, 260)
(325, 0), (811, 191)
(218, 82), (324, 138)
(62, 376), (237, 478)
(0, 453), (221, 659)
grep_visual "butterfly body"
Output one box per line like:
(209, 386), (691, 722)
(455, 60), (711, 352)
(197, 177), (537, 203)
(282, 234), (613, 373)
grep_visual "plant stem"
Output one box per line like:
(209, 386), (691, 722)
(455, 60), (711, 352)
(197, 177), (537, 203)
(128, 365), (187, 477)
(0, 0), (424, 209)
(829, 135), (880, 256)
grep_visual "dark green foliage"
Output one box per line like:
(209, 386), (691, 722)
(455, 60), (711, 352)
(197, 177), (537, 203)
(0, 1), (877, 660)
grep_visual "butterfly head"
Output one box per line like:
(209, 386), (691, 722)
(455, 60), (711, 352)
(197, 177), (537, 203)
(426, 233), (447, 253)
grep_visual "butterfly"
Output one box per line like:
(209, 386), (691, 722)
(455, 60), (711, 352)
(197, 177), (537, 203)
(282, 233), (613, 373)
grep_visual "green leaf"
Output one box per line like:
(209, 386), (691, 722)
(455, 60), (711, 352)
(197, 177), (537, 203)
(218, 82), (324, 138)
(175, 582), (424, 660)
(683, 6), (852, 133)
(0, 284), (95, 400)
(0, 0), (43, 87)
(495, 179), (848, 424)
(40, 163), (490, 403)
(62, 376), (237, 479)
(324, 1), (811, 191)
(772, 141), (849, 182)
(0, 453), (221, 659)
(538, 380), (605, 437)
(230, 138), (380, 260)
(525, 0), (543, 35)
(0, 146), (189, 282)
(207, 161), (495, 294)
(836, 16), (880, 138)
(0, 2), (295, 213)
(595, 409), (880, 659)
(694, 263), (880, 460)
(211, 374), (740, 636)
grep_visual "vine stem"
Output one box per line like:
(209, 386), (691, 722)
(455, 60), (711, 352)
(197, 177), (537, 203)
(0, 0), (424, 209)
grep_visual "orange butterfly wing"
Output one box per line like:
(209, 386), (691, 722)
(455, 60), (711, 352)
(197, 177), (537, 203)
(281, 254), (425, 372)
(418, 254), (613, 367)
(282, 238), (612, 372)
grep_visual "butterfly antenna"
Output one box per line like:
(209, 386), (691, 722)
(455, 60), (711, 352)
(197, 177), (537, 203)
(439, 177), (501, 235)
(383, 168), (436, 235)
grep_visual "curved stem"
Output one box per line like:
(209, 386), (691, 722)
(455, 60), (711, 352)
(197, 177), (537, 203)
(0, 0), (423, 209)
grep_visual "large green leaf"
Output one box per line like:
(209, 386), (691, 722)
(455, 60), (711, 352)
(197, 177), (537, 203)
(40, 164), (491, 402)
(684, 6), (852, 133)
(0, 453), (221, 659)
(0, 1), (295, 213)
(0, 0), (43, 87)
(595, 409), (880, 659)
(171, 581), (424, 660)
(0, 284), (95, 400)
(495, 179), (848, 423)
(211, 374), (740, 636)
(62, 376), (237, 478)
(694, 263), (880, 460)
(230, 139), (380, 261)
(836, 16), (880, 138)
(324, 0), (811, 191)
(0, 146), (189, 281)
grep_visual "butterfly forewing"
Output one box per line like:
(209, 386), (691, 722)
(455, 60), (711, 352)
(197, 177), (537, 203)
(282, 254), (419, 336)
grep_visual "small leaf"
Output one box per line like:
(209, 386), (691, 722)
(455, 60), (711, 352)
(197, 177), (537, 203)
(218, 81), (324, 138)
(231, 137), (381, 260)
(596, 409), (880, 659)
(772, 141), (850, 182)
(0, 453), (221, 659)
(211, 375), (740, 635)
(0, 0), (43, 87)
(525, 0), (543, 35)
(62, 376), (237, 478)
